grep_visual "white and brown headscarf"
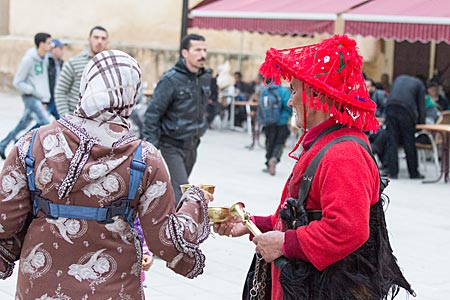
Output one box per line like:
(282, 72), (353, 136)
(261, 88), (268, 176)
(74, 50), (141, 129)
(56, 50), (142, 199)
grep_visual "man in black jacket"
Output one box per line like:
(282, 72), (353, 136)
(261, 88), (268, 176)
(384, 74), (426, 179)
(142, 34), (211, 203)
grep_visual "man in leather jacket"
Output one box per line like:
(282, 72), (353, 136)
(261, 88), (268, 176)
(142, 34), (211, 203)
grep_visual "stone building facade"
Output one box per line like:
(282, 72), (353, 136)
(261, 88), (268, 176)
(0, 0), (391, 91)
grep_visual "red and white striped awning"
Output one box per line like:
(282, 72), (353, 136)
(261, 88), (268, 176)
(342, 0), (450, 43)
(189, 0), (368, 36)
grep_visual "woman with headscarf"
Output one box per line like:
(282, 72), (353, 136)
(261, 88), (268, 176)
(0, 50), (212, 299)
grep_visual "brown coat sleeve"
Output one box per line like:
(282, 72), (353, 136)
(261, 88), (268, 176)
(137, 142), (209, 278)
(0, 133), (34, 277)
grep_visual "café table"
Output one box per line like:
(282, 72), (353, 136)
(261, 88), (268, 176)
(416, 124), (450, 183)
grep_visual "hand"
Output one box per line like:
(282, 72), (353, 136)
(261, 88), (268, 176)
(199, 189), (214, 204)
(213, 216), (250, 237)
(142, 254), (154, 271)
(253, 231), (285, 263)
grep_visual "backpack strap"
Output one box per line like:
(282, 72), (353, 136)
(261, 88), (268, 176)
(305, 123), (343, 150)
(128, 144), (146, 200)
(297, 136), (373, 207)
(25, 130), (39, 191)
(28, 139), (146, 227)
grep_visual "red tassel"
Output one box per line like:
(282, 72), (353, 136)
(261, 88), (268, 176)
(314, 93), (322, 110)
(309, 92), (314, 107)
(323, 101), (329, 113)
(302, 82), (308, 105)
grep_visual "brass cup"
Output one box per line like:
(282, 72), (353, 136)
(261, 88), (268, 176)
(180, 184), (215, 194)
(207, 207), (231, 223)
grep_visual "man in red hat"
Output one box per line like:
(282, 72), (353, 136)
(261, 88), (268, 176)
(214, 35), (414, 300)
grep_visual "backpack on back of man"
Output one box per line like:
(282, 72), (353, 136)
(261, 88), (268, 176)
(259, 87), (281, 125)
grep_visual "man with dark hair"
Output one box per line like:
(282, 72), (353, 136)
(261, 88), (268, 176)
(384, 74), (426, 179)
(0, 32), (52, 159)
(142, 33), (211, 203)
(365, 78), (387, 118)
(55, 26), (109, 116)
(180, 33), (205, 53)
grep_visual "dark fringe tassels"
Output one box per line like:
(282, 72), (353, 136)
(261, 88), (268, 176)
(278, 199), (415, 300)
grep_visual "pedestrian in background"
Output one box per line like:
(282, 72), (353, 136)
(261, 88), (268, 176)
(258, 81), (292, 175)
(46, 38), (66, 120)
(142, 33), (211, 204)
(0, 32), (52, 159)
(383, 74), (426, 179)
(55, 25), (109, 117)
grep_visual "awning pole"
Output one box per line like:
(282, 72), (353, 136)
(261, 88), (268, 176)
(238, 32), (244, 70)
(334, 14), (345, 34)
(429, 40), (436, 79)
(180, 0), (189, 44)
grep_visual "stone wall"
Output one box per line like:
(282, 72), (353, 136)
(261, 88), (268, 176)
(1, 0), (386, 90)
(0, 0), (9, 35)
(0, 38), (256, 91)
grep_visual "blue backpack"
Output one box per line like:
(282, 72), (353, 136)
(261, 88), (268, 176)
(259, 88), (281, 125)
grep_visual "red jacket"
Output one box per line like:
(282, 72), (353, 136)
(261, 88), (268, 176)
(253, 119), (380, 300)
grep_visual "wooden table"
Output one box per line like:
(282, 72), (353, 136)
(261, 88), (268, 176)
(416, 124), (450, 183)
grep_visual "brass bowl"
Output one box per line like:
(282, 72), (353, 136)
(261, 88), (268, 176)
(208, 207), (231, 223)
(180, 184), (215, 194)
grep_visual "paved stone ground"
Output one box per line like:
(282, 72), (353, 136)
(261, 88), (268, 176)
(0, 91), (449, 299)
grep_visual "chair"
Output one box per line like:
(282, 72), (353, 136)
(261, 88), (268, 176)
(415, 130), (440, 174)
(437, 110), (450, 125)
(415, 110), (450, 174)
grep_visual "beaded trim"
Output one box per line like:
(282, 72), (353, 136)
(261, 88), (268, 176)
(113, 134), (138, 147)
(17, 129), (36, 170)
(0, 242), (16, 279)
(167, 214), (206, 279)
(0, 242), (16, 262)
(166, 186), (210, 278)
(57, 118), (99, 199)
(130, 228), (145, 300)
(186, 186), (210, 243)
(0, 261), (13, 280)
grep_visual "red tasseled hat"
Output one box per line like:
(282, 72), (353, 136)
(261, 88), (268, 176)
(259, 34), (379, 132)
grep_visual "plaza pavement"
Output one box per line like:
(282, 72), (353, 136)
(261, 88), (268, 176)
(0, 91), (448, 300)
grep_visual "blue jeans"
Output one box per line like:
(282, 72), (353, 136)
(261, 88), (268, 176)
(47, 101), (60, 120)
(0, 95), (50, 150)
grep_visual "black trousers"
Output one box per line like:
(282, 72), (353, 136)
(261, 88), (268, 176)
(385, 105), (419, 177)
(369, 128), (388, 167)
(264, 124), (290, 165)
(160, 137), (200, 204)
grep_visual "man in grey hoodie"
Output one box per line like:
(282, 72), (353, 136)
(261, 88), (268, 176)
(0, 32), (52, 159)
